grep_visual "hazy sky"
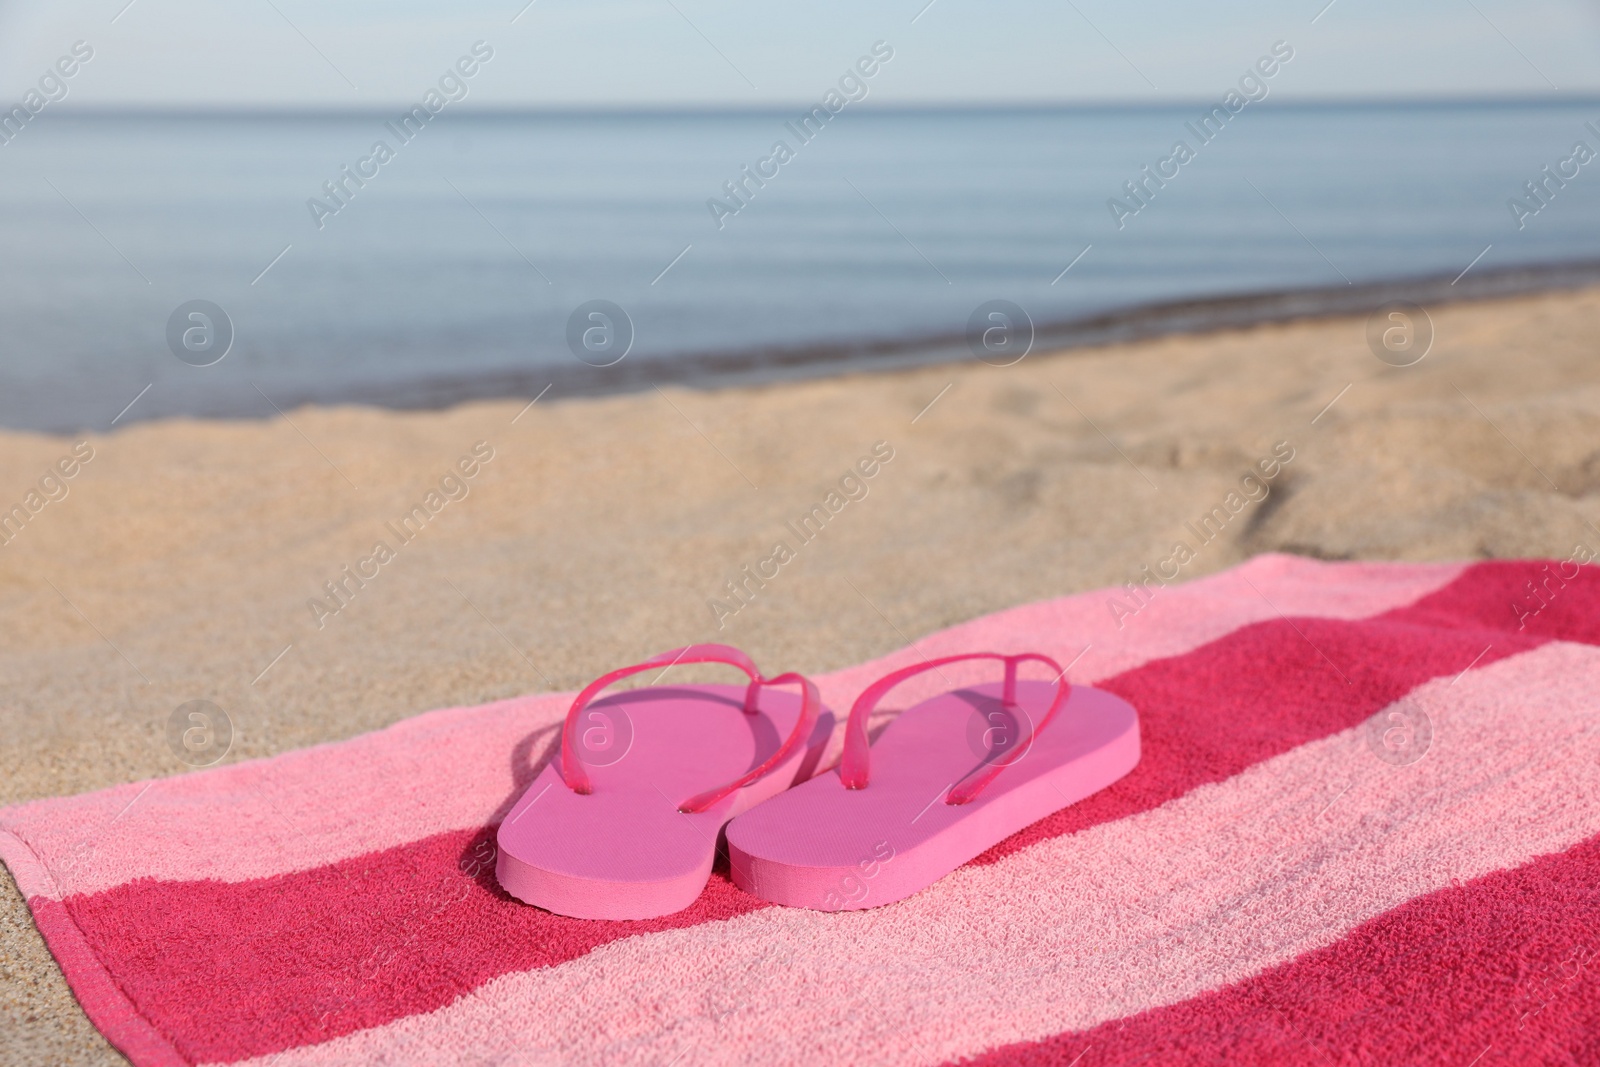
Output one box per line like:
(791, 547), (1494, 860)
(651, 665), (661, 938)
(2, 0), (1598, 107)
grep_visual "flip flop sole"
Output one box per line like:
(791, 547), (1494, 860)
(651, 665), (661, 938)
(497, 683), (821, 920)
(726, 680), (1138, 911)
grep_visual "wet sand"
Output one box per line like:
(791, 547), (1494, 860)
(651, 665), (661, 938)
(3, 284), (1600, 1065)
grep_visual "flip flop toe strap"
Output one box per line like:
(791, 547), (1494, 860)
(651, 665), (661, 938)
(839, 651), (1070, 805)
(560, 643), (821, 814)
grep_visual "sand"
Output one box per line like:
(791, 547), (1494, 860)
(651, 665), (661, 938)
(4, 285), (1600, 1065)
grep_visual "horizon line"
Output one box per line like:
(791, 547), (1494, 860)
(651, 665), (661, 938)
(40, 92), (1600, 120)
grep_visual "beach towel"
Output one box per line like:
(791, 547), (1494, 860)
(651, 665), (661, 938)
(3, 553), (1598, 1066)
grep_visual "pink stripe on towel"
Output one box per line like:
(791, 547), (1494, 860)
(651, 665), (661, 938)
(957, 827), (1600, 1066)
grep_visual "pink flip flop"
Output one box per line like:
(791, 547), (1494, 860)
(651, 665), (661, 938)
(496, 644), (825, 920)
(725, 652), (1139, 911)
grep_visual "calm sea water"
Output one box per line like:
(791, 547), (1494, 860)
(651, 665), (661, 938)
(1, 102), (1597, 431)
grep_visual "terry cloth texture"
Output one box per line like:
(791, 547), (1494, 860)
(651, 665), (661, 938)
(3, 554), (1599, 1066)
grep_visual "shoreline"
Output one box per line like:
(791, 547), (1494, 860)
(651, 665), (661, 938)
(71, 258), (1595, 432)
(6, 260), (1599, 437)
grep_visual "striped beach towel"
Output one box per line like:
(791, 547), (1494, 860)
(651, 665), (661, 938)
(3, 554), (1598, 1066)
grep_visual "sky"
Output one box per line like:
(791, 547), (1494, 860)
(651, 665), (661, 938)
(1, 0), (1598, 108)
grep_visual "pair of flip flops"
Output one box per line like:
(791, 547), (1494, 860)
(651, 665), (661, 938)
(496, 643), (1140, 919)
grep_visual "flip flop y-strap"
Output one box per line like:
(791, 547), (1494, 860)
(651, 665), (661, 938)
(839, 651), (1069, 805)
(559, 643), (822, 813)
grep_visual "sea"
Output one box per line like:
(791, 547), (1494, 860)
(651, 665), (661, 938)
(1, 100), (1598, 432)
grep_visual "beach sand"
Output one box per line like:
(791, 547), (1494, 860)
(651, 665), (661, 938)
(4, 285), (1600, 1065)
